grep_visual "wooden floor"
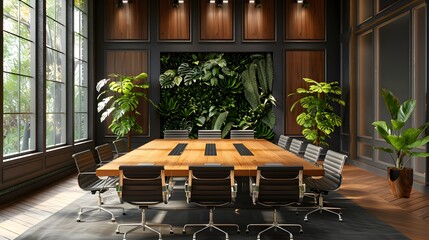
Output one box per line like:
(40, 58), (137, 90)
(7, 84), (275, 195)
(0, 163), (428, 240)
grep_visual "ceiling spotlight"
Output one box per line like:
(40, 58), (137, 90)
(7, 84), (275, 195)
(173, 0), (184, 8)
(210, 0), (228, 7)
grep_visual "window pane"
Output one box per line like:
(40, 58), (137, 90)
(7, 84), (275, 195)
(46, 113), (66, 146)
(357, 32), (374, 137)
(73, 1), (88, 142)
(46, 81), (65, 113)
(378, 14), (410, 125)
(3, 0), (36, 156)
(3, 73), (19, 113)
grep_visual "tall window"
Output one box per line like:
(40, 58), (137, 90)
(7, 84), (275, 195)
(3, 0), (36, 156)
(74, 0), (88, 141)
(46, 0), (66, 147)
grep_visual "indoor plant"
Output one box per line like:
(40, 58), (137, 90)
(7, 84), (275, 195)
(372, 88), (429, 198)
(96, 72), (151, 151)
(288, 78), (344, 146)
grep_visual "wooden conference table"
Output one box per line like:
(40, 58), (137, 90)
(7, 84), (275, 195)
(96, 139), (324, 177)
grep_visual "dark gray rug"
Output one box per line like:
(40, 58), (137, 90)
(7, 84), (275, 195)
(15, 186), (408, 240)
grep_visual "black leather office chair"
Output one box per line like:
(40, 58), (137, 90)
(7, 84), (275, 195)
(230, 130), (254, 139)
(304, 150), (347, 222)
(277, 135), (291, 150)
(246, 165), (304, 240)
(95, 143), (116, 165)
(183, 165), (240, 240)
(115, 165), (173, 240)
(163, 129), (190, 139)
(113, 139), (128, 158)
(72, 150), (124, 222)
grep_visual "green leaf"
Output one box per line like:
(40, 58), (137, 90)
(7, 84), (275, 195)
(381, 88), (400, 119)
(373, 146), (394, 153)
(391, 119), (405, 131)
(213, 111), (229, 130)
(397, 99), (416, 123)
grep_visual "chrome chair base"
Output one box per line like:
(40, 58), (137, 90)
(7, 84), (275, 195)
(76, 191), (124, 222)
(77, 205), (124, 222)
(246, 209), (303, 240)
(304, 194), (343, 222)
(116, 208), (173, 240)
(182, 208), (240, 240)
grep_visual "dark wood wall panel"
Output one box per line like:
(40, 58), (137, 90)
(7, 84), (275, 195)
(200, 0), (234, 41)
(105, 0), (148, 40)
(285, 50), (325, 135)
(105, 50), (149, 136)
(159, 0), (190, 41)
(243, 0), (275, 41)
(285, 0), (325, 40)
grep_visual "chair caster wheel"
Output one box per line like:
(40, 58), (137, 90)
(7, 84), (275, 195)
(237, 230), (240, 234)
(115, 230), (120, 234)
(76, 219), (81, 222)
(122, 212), (126, 215)
(339, 219), (343, 222)
(111, 218), (116, 222)
(182, 230), (186, 234)
(304, 219), (308, 223)
(299, 229), (304, 234)
(246, 229), (249, 234)
(170, 230), (174, 234)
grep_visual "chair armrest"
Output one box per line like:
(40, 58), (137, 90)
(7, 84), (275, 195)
(184, 181), (191, 204)
(162, 185), (170, 204)
(231, 181), (238, 201)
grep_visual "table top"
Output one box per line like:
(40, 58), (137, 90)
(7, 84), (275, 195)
(96, 139), (324, 177)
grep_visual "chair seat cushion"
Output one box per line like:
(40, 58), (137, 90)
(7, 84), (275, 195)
(304, 176), (338, 192)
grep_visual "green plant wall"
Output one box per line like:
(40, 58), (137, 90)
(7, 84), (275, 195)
(158, 52), (276, 139)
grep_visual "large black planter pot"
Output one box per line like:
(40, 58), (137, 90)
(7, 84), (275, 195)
(387, 167), (413, 198)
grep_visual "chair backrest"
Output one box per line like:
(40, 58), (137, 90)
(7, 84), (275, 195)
(113, 139), (127, 154)
(277, 135), (291, 150)
(72, 150), (100, 190)
(303, 144), (322, 165)
(323, 150), (348, 188)
(254, 165), (303, 205)
(289, 139), (304, 155)
(198, 130), (221, 139)
(119, 165), (167, 205)
(95, 143), (115, 164)
(163, 129), (189, 139)
(187, 165), (235, 205)
(72, 150), (97, 173)
(230, 130), (254, 139)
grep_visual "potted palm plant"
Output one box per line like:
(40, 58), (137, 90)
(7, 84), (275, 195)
(288, 78), (344, 147)
(96, 72), (151, 151)
(372, 88), (429, 198)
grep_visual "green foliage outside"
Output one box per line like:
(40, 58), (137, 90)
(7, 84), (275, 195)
(158, 53), (276, 140)
(289, 78), (344, 146)
(372, 89), (429, 169)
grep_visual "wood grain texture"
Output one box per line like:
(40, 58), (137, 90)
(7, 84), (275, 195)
(285, 50), (325, 135)
(200, 0), (234, 41)
(285, 0), (325, 40)
(243, 0), (275, 41)
(159, 0), (190, 41)
(96, 139), (324, 177)
(105, 0), (149, 40)
(105, 50), (149, 136)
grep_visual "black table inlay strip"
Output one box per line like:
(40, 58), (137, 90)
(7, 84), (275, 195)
(233, 143), (254, 156)
(168, 143), (188, 156)
(205, 143), (217, 156)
